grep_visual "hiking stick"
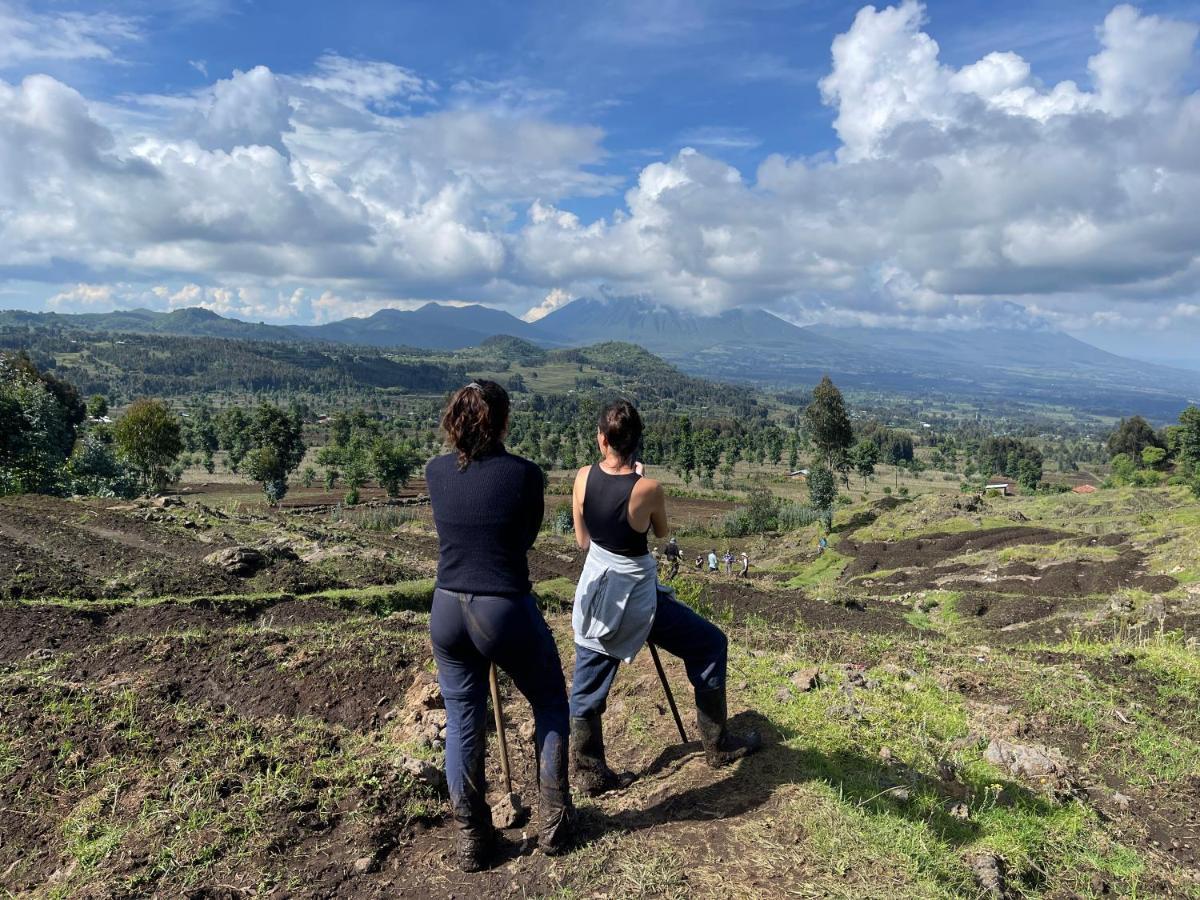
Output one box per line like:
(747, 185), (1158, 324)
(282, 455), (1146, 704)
(488, 663), (514, 795)
(648, 642), (689, 744)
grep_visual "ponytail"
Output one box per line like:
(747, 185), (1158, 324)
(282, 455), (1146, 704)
(441, 380), (510, 470)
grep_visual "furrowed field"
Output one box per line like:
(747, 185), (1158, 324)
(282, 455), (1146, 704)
(2, 478), (1198, 898)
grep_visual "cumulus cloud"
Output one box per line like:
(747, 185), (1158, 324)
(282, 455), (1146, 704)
(1, 1), (1199, 335)
(517, 1), (1200, 328)
(522, 287), (575, 322)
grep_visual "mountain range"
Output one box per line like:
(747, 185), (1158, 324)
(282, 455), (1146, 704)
(3, 298), (1196, 419)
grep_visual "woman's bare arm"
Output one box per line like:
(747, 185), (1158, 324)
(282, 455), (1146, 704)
(630, 476), (670, 539)
(572, 465), (591, 550)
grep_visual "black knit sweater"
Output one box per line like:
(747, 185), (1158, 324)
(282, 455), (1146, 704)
(425, 449), (544, 597)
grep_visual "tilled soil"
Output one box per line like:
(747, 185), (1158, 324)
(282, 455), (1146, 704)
(842, 525), (1176, 600)
(0, 495), (426, 602)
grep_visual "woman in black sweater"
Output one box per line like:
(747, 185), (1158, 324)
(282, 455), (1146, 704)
(425, 380), (571, 871)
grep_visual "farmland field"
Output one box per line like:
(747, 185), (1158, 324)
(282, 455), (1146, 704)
(2, 482), (1198, 898)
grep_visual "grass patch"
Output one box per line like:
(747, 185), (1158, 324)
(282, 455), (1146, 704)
(784, 549), (849, 588)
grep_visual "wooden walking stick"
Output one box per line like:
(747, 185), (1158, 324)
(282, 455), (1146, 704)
(488, 663), (525, 827)
(648, 642), (690, 743)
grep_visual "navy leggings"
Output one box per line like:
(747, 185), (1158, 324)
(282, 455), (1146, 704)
(570, 589), (728, 718)
(430, 588), (569, 823)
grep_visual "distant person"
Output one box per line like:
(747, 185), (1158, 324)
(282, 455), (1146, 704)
(707, 549), (719, 573)
(722, 550), (734, 576)
(664, 537), (681, 579)
(652, 545), (661, 572)
(695, 554), (704, 571)
(425, 380), (572, 870)
(738, 552), (750, 579)
(818, 535), (828, 555)
(569, 400), (761, 795)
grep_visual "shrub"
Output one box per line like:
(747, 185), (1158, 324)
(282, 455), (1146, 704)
(551, 504), (574, 536)
(777, 502), (821, 530)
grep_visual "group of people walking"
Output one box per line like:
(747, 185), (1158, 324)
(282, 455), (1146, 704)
(425, 382), (761, 871)
(654, 541), (751, 579)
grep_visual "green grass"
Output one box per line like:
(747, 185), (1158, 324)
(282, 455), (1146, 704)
(784, 549), (849, 588)
(723, 646), (1151, 897)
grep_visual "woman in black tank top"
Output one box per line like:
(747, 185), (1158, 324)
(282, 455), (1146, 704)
(567, 399), (762, 796)
(582, 464), (650, 558)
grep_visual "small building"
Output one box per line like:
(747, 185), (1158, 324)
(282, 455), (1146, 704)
(788, 468), (810, 479)
(984, 477), (1014, 496)
(1072, 484), (1098, 494)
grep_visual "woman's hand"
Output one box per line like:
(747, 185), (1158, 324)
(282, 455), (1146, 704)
(634, 461), (645, 477)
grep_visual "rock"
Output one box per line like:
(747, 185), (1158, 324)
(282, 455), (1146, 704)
(878, 746), (894, 763)
(406, 672), (443, 710)
(491, 792), (527, 829)
(152, 495), (183, 508)
(398, 755), (442, 789)
(791, 667), (824, 692)
(517, 719), (536, 742)
(984, 739), (1069, 784)
(969, 853), (1009, 897)
(204, 546), (268, 577)
(948, 801), (970, 820)
(353, 856), (378, 875)
(1111, 791), (1132, 812)
(775, 686), (793, 703)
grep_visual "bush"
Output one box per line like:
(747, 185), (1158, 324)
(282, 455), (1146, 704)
(65, 433), (137, 498)
(777, 502), (822, 530)
(551, 505), (574, 536)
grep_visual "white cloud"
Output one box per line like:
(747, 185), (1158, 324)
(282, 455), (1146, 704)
(47, 282), (118, 310)
(522, 287), (574, 322)
(516, 2), (1200, 329)
(0, 2), (139, 68)
(1, 2), (1199, 336)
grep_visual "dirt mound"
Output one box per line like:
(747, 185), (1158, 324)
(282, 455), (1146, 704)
(843, 525), (1176, 599)
(843, 526), (1065, 578)
(254, 598), (355, 628)
(0, 603), (105, 661)
(943, 552), (1176, 598)
(104, 600), (248, 635)
(699, 581), (918, 636)
(527, 546), (585, 582)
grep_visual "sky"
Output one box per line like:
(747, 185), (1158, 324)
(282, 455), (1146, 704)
(1, 0), (1198, 362)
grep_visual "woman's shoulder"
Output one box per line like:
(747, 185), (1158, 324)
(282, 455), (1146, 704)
(633, 475), (663, 495)
(425, 452), (455, 479)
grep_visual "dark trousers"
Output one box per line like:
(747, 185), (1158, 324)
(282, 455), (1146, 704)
(430, 589), (569, 824)
(570, 589), (728, 718)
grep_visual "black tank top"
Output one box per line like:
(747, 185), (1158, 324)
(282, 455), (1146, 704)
(583, 464), (650, 558)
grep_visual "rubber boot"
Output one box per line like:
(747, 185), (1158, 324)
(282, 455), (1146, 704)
(695, 686), (762, 768)
(538, 783), (574, 856)
(451, 739), (495, 872)
(537, 734), (574, 855)
(569, 714), (634, 796)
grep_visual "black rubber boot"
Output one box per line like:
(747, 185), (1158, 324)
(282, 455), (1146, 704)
(695, 686), (762, 768)
(454, 814), (495, 873)
(538, 783), (574, 856)
(452, 737), (495, 872)
(570, 714), (634, 796)
(537, 734), (574, 855)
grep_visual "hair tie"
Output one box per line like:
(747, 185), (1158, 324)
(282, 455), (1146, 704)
(466, 382), (482, 391)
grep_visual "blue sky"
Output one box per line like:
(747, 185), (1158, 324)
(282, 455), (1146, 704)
(1, 0), (1199, 361)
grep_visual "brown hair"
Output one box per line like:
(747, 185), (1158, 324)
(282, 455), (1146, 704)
(598, 398), (642, 464)
(442, 380), (510, 470)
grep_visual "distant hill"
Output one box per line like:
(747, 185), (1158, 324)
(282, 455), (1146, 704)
(4, 298), (1198, 418)
(299, 303), (538, 349)
(0, 307), (298, 342)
